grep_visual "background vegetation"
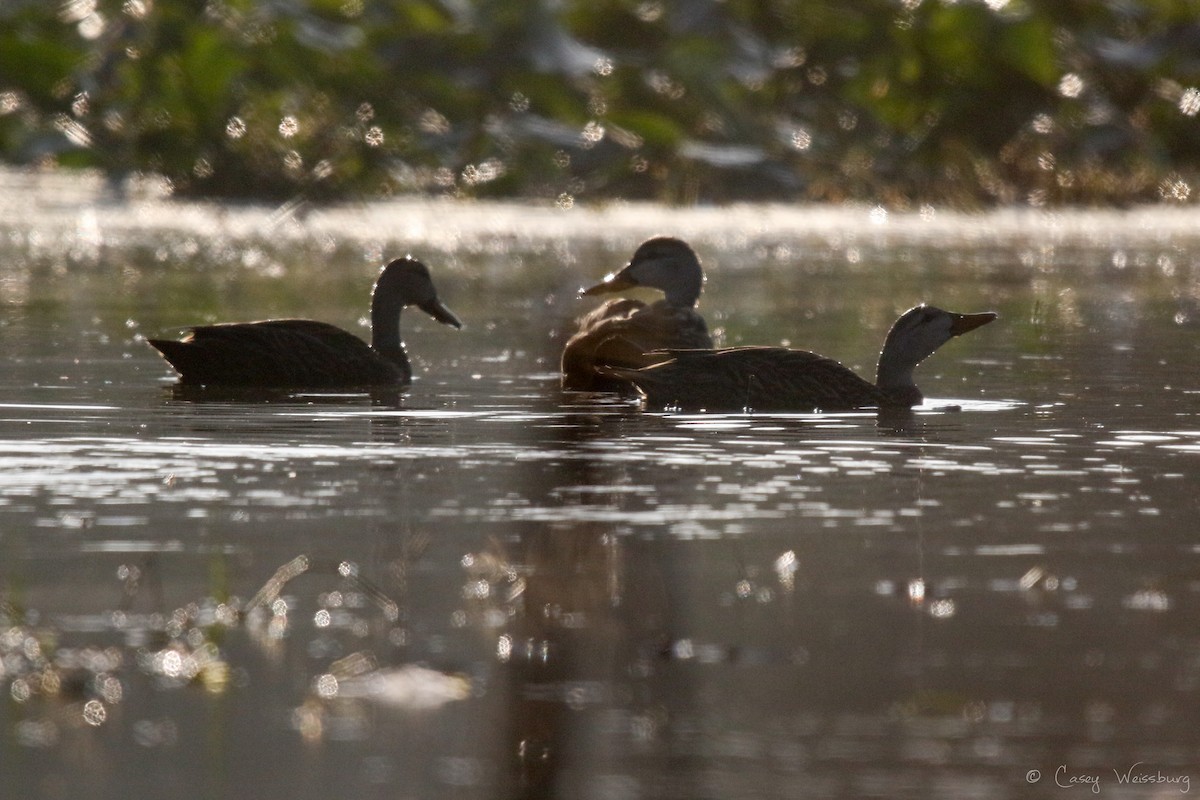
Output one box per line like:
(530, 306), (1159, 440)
(2, 0), (1199, 206)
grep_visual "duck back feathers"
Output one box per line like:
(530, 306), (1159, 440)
(603, 347), (881, 412)
(148, 320), (408, 387)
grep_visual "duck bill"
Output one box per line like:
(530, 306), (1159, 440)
(418, 298), (464, 329)
(581, 265), (638, 296)
(949, 311), (998, 337)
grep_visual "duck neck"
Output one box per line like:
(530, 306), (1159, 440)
(370, 288), (408, 370)
(875, 354), (922, 406)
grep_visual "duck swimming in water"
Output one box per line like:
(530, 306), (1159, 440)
(601, 304), (996, 412)
(148, 257), (462, 388)
(560, 236), (712, 391)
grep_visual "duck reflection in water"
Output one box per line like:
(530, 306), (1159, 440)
(561, 237), (713, 393)
(148, 257), (462, 389)
(602, 304), (997, 413)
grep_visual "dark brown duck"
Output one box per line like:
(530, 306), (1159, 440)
(148, 257), (462, 388)
(602, 304), (997, 412)
(560, 236), (712, 392)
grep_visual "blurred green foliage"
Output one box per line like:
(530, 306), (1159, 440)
(2, 0), (1198, 205)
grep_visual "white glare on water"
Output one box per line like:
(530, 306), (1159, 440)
(5, 170), (1200, 258)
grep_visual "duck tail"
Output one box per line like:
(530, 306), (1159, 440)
(147, 338), (187, 365)
(147, 338), (203, 380)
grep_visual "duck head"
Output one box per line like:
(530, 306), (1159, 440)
(581, 236), (705, 307)
(371, 257), (463, 351)
(875, 304), (996, 399)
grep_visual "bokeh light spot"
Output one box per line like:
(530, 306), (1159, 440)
(278, 116), (299, 138)
(1058, 73), (1084, 98)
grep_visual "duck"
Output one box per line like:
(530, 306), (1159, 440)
(560, 236), (713, 391)
(147, 257), (463, 388)
(600, 304), (996, 412)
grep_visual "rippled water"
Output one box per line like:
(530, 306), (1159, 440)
(1, 171), (1199, 799)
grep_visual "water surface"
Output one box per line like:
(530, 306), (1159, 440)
(1, 172), (1199, 798)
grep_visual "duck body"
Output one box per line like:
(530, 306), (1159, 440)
(604, 305), (996, 412)
(605, 346), (886, 412)
(561, 236), (712, 391)
(149, 319), (410, 387)
(148, 257), (462, 388)
(561, 297), (711, 392)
